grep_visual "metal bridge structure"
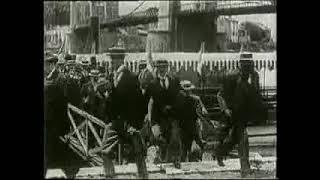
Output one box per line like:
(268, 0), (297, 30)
(73, 0), (276, 30)
(65, 0), (276, 53)
(44, 1), (276, 53)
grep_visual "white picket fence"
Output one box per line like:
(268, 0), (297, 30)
(75, 52), (277, 87)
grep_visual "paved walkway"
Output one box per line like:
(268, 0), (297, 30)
(46, 156), (276, 179)
(247, 125), (276, 136)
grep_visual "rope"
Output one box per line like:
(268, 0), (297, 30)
(122, 1), (146, 19)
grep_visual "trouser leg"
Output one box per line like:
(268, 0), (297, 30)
(130, 132), (148, 178)
(102, 154), (116, 178)
(167, 120), (182, 168)
(180, 135), (191, 162)
(101, 126), (119, 178)
(238, 127), (250, 176)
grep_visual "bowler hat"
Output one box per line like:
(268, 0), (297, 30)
(154, 59), (169, 67)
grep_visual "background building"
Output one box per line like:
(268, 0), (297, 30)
(44, 1), (120, 54)
(216, 16), (239, 51)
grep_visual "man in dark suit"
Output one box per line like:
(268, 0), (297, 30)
(80, 69), (100, 115)
(215, 53), (263, 177)
(147, 59), (183, 168)
(44, 56), (84, 178)
(102, 55), (148, 178)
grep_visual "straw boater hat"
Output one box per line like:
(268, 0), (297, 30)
(180, 80), (196, 91)
(89, 69), (100, 77)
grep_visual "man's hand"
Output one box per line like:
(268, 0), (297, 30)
(202, 107), (208, 115)
(191, 140), (201, 153)
(83, 96), (89, 103)
(224, 109), (232, 117)
(151, 124), (161, 139)
(127, 126), (137, 135)
(104, 90), (110, 99)
(144, 114), (151, 123)
(163, 105), (172, 114)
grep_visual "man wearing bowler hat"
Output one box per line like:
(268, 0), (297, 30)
(44, 54), (84, 178)
(216, 53), (265, 177)
(101, 46), (148, 178)
(80, 69), (100, 114)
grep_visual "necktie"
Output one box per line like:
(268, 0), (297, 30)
(160, 78), (165, 88)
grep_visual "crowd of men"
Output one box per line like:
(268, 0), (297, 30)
(44, 51), (266, 178)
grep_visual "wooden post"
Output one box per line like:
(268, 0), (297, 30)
(86, 119), (89, 154)
(118, 144), (121, 165)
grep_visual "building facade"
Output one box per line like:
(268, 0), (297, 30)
(217, 16), (239, 43)
(44, 1), (120, 54)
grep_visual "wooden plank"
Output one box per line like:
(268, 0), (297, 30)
(67, 121), (86, 137)
(89, 139), (119, 155)
(248, 133), (276, 138)
(68, 103), (106, 127)
(87, 120), (103, 146)
(86, 119), (88, 154)
(67, 109), (88, 156)
(59, 136), (95, 166)
(102, 127), (107, 143)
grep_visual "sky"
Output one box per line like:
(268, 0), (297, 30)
(119, 1), (276, 41)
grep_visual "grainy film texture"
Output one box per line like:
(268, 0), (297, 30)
(44, 1), (276, 179)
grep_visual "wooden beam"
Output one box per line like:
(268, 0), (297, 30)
(68, 104), (106, 127)
(67, 121), (86, 137)
(87, 120), (103, 146)
(86, 119), (89, 154)
(90, 139), (119, 155)
(67, 109), (88, 156)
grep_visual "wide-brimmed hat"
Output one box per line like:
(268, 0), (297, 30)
(89, 69), (100, 77)
(180, 80), (196, 91)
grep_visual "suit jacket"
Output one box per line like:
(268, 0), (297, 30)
(149, 74), (181, 124)
(111, 68), (146, 130)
